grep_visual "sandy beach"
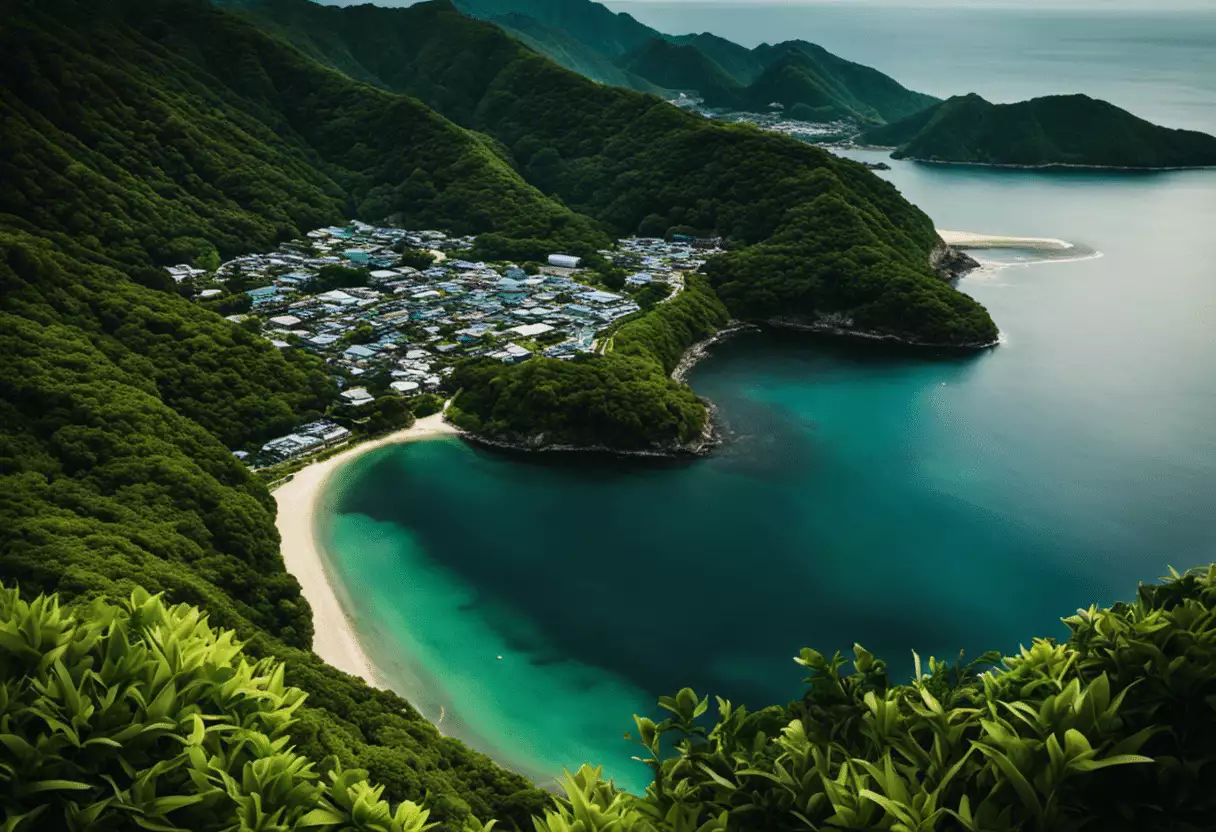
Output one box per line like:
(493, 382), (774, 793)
(273, 411), (459, 686)
(938, 229), (1074, 251)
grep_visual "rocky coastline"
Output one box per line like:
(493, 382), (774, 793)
(671, 321), (759, 383)
(452, 417), (719, 459)
(766, 314), (1000, 349)
(931, 242), (982, 280)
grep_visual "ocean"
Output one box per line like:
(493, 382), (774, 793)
(316, 2), (1216, 795)
(605, 2), (1216, 134)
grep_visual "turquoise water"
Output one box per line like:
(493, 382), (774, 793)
(604, 3), (1216, 134)
(320, 155), (1216, 791)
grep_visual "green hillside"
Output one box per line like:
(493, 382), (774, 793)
(217, 0), (995, 349)
(0, 0), (605, 822)
(617, 38), (744, 106)
(394, 0), (938, 125)
(751, 41), (940, 123)
(453, 0), (658, 59)
(668, 31), (766, 84)
(490, 12), (663, 91)
(864, 93), (1216, 168)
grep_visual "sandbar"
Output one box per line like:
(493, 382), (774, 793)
(938, 229), (1074, 251)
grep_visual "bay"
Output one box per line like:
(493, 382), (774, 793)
(320, 153), (1216, 791)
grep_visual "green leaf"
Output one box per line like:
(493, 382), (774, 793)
(695, 763), (737, 791)
(974, 744), (1042, 820)
(299, 808), (349, 827)
(1073, 754), (1154, 772)
(21, 779), (93, 795)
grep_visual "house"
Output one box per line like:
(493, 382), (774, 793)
(261, 433), (323, 463)
(259, 419), (351, 463)
(509, 323), (555, 338)
(198, 289), (223, 299)
(297, 420), (352, 444)
(390, 380), (420, 394)
(548, 254), (582, 269)
(340, 387), (376, 406)
(344, 345), (377, 360)
(582, 290), (623, 304)
(269, 315), (303, 328)
(246, 286), (279, 301)
(626, 272), (654, 286)
(491, 343), (532, 364)
(317, 289), (360, 306)
(166, 264), (206, 283)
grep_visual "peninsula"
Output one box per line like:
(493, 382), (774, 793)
(862, 93), (1216, 169)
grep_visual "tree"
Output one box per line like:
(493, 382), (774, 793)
(367, 395), (415, 435)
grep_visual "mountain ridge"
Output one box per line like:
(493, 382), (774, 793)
(863, 92), (1216, 168)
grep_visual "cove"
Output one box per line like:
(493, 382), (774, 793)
(318, 155), (1216, 792)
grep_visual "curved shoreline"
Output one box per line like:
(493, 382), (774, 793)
(273, 412), (459, 687)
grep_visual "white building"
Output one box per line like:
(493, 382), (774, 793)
(509, 323), (556, 338)
(340, 387), (375, 406)
(547, 254), (582, 269)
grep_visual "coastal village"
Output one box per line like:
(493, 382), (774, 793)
(167, 223), (723, 467)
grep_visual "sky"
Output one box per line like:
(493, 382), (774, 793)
(604, 0), (1210, 8)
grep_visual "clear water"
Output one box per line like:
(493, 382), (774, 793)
(320, 153), (1216, 790)
(603, 2), (1216, 134)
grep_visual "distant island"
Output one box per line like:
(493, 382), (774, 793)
(861, 93), (1216, 169)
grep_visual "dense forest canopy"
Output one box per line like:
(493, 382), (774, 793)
(448, 277), (731, 450)
(863, 93), (1216, 168)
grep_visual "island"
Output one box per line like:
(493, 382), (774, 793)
(861, 93), (1216, 169)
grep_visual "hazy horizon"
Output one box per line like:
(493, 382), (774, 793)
(318, 0), (1216, 9)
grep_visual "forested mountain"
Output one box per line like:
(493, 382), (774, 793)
(668, 31), (765, 84)
(490, 11), (662, 90)
(453, 0), (658, 59)
(863, 93), (1216, 168)
(750, 41), (941, 123)
(628, 37), (939, 125)
(324, 0), (938, 126)
(617, 38), (744, 105)
(217, 0), (994, 346)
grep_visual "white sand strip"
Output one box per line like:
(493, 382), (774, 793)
(938, 229), (1074, 251)
(274, 412), (459, 685)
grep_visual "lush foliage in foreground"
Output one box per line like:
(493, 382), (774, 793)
(6, 568), (1214, 831)
(543, 565), (1216, 832)
(0, 586), (523, 831)
(863, 94), (1216, 169)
